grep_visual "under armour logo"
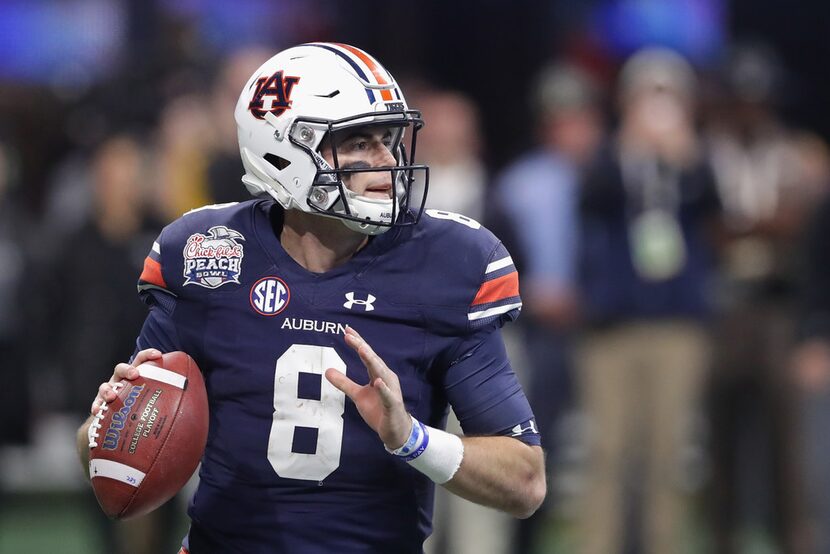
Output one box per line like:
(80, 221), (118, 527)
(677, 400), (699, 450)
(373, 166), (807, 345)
(510, 420), (538, 437)
(344, 292), (376, 311)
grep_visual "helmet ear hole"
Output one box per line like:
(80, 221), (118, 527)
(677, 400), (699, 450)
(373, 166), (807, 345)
(264, 153), (292, 170)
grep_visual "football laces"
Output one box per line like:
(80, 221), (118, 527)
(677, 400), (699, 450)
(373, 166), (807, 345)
(88, 382), (124, 448)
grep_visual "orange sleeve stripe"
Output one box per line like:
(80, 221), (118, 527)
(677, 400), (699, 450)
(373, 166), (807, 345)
(472, 272), (519, 306)
(334, 43), (394, 100)
(139, 257), (167, 288)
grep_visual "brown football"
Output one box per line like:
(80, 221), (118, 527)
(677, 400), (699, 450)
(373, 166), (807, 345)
(88, 351), (208, 519)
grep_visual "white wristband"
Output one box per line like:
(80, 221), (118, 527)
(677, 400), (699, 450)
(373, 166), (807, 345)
(408, 424), (464, 484)
(386, 416), (464, 484)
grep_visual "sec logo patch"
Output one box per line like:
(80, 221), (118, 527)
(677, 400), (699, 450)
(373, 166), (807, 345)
(250, 277), (290, 316)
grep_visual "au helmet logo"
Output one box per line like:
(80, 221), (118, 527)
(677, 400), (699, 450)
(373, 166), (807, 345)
(251, 277), (291, 316)
(248, 71), (301, 120)
(343, 292), (375, 311)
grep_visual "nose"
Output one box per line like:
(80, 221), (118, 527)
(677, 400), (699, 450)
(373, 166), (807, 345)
(373, 143), (397, 167)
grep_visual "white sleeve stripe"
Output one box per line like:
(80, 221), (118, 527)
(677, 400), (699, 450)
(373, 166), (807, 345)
(136, 364), (187, 389)
(485, 256), (513, 274)
(152, 241), (161, 254)
(468, 302), (523, 321)
(89, 459), (146, 488)
(184, 202), (239, 214)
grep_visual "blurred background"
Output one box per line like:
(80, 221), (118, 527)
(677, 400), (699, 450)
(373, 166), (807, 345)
(3, 0), (830, 553)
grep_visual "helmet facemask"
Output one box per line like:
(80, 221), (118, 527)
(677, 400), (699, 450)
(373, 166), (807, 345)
(287, 110), (429, 235)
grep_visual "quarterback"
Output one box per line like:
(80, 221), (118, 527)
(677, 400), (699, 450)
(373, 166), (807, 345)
(77, 42), (545, 553)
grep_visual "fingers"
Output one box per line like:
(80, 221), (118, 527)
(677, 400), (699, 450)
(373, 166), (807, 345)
(113, 362), (138, 382)
(89, 348), (163, 416)
(91, 381), (124, 415)
(372, 377), (398, 409)
(114, 348), (163, 381)
(344, 326), (402, 396)
(131, 348), (163, 368)
(344, 326), (389, 381)
(325, 368), (361, 400)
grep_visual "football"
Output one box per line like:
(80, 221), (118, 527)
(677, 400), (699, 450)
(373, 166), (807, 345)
(87, 351), (209, 519)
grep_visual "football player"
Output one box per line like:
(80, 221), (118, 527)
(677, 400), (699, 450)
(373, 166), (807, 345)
(77, 42), (545, 553)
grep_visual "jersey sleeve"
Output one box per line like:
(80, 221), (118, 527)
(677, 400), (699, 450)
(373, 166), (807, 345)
(130, 289), (184, 361)
(138, 219), (187, 302)
(133, 202), (185, 353)
(138, 228), (176, 301)
(423, 218), (534, 442)
(134, 215), (209, 363)
(443, 328), (540, 446)
(390, 212), (523, 336)
(134, 223), (183, 361)
(467, 242), (522, 331)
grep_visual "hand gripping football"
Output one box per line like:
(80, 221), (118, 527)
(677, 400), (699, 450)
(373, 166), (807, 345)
(88, 351), (209, 519)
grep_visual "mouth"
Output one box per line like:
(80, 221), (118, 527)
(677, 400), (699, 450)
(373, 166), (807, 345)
(363, 183), (393, 199)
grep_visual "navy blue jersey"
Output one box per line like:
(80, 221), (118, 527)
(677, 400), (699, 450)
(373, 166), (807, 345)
(135, 200), (539, 554)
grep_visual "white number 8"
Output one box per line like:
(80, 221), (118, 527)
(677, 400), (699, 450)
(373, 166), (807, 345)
(267, 344), (347, 481)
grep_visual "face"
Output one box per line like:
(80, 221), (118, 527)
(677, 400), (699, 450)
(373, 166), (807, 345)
(319, 124), (399, 199)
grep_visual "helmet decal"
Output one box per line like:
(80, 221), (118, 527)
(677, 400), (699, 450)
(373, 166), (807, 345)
(248, 71), (301, 120)
(305, 43), (377, 104)
(305, 42), (402, 104)
(331, 42), (395, 101)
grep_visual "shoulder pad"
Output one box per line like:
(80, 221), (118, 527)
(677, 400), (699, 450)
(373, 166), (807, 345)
(392, 209), (522, 333)
(138, 201), (258, 297)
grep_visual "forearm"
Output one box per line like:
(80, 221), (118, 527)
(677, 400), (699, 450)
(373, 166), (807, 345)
(443, 436), (546, 519)
(76, 415), (94, 474)
(329, 328), (546, 517)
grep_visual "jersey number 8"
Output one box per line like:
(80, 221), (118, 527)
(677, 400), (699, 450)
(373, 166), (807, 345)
(425, 209), (481, 230)
(267, 344), (347, 481)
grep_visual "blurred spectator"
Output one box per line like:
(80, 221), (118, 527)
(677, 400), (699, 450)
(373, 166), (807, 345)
(152, 94), (215, 221)
(0, 138), (33, 447)
(792, 186), (830, 554)
(206, 47), (273, 205)
(410, 88), (487, 220)
(49, 134), (158, 414)
(153, 49), (272, 219)
(44, 134), (177, 553)
(414, 87), (512, 554)
(576, 47), (720, 554)
(704, 43), (828, 554)
(491, 62), (604, 554)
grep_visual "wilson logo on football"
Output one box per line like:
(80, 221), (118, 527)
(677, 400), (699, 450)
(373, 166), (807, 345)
(248, 70), (300, 120)
(250, 277), (291, 316)
(183, 226), (245, 289)
(102, 384), (145, 450)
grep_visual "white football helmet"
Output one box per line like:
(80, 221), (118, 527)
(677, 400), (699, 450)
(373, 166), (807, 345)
(234, 42), (428, 235)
